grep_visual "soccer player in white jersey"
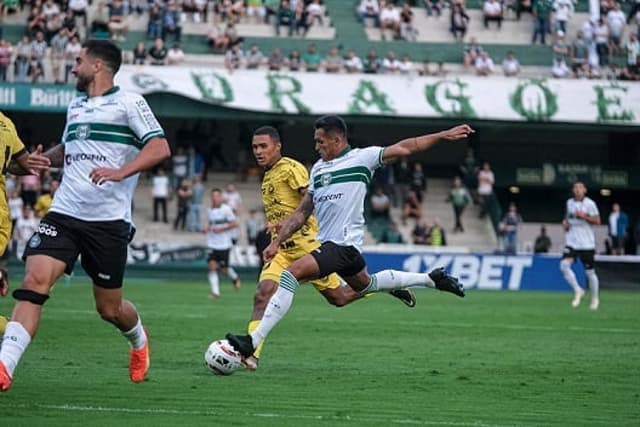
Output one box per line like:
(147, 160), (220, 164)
(206, 188), (241, 298)
(0, 40), (171, 392)
(560, 181), (601, 310)
(226, 115), (473, 360)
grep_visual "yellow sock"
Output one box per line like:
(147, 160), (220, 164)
(0, 315), (7, 335)
(247, 320), (265, 359)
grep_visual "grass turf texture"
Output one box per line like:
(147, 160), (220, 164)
(0, 278), (638, 427)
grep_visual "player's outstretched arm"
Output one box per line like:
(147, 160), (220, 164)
(382, 124), (474, 164)
(262, 192), (315, 262)
(8, 144), (58, 175)
(90, 137), (171, 185)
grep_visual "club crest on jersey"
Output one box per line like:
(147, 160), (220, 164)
(320, 173), (332, 186)
(76, 124), (90, 141)
(28, 234), (41, 248)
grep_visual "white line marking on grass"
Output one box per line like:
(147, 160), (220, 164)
(29, 403), (515, 427)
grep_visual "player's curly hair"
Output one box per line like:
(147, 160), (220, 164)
(83, 39), (122, 74)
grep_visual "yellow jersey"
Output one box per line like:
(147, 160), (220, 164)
(0, 112), (26, 212)
(262, 157), (318, 248)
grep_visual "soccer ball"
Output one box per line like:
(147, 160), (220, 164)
(204, 339), (242, 375)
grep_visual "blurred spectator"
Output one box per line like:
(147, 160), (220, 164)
(594, 16), (609, 67)
(419, 60), (433, 76)
(148, 5), (163, 40)
(515, 0), (533, 20)
(475, 51), (495, 76)
(172, 147), (189, 189)
(608, 202), (629, 255)
(167, 43), (185, 65)
(34, 180), (59, 218)
(364, 48), (381, 73)
(344, 50), (364, 73)
(133, 41), (147, 65)
(306, 0), (324, 27)
(268, 47), (285, 70)
(463, 37), (482, 67)
(20, 173), (39, 208)
(370, 186), (391, 219)
(174, 178), (192, 231)
(302, 43), (322, 71)
(412, 220), (430, 244)
(403, 189), (422, 225)
(358, 0), (380, 27)
(393, 159), (412, 208)
(294, 0), (310, 36)
(246, 209), (265, 245)
(50, 28), (68, 84)
(8, 190), (23, 235)
(502, 50), (521, 76)
(532, 0), (553, 44)
(552, 30), (569, 62)
(29, 31), (47, 82)
(225, 43), (244, 71)
(380, 2), (400, 40)
(448, 176), (471, 232)
(534, 226), (552, 253)
(569, 30), (589, 76)
(162, 1), (183, 42)
(410, 162), (426, 201)
(450, 2), (470, 41)
(552, 57), (571, 77)
(499, 202), (523, 253)
(245, 44), (264, 69)
(90, 1), (111, 35)
(398, 53), (414, 74)
(428, 220), (446, 247)
(189, 174), (205, 232)
(222, 183), (243, 215)
(459, 147), (479, 196)
(247, 0), (266, 23)
(264, 0), (280, 24)
(606, 2), (625, 52)
(152, 168), (169, 223)
(64, 35), (81, 83)
(0, 39), (12, 82)
(27, 6), (46, 38)
(276, 0), (295, 36)
(14, 205), (38, 260)
(400, 2), (418, 41)
(379, 222), (404, 244)
(61, 9), (78, 39)
(477, 161), (494, 218)
(324, 46), (343, 73)
(149, 38), (168, 65)
(483, 0), (503, 29)
(287, 48), (302, 71)
(625, 34), (639, 74)
(382, 50), (401, 73)
(425, 0), (445, 17)
(42, 0), (61, 22)
(434, 61), (449, 76)
(188, 146), (204, 178)
(553, 0), (573, 33)
(108, 0), (128, 41)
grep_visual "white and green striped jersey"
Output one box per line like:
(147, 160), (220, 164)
(51, 86), (164, 222)
(308, 146), (384, 252)
(207, 204), (236, 250)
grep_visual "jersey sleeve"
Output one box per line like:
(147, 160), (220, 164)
(287, 161), (310, 192)
(586, 199), (600, 217)
(307, 161), (321, 194)
(126, 94), (165, 145)
(226, 205), (237, 223)
(358, 146), (385, 172)
(3, 116), (26, 159)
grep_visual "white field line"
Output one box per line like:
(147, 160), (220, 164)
(15, 403), (518, 427)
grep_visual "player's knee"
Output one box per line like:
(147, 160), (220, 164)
(95, 302), (121, 324)
(21, 270), (52, 294)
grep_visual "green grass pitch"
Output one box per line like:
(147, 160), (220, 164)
(0, 277), (638, 427)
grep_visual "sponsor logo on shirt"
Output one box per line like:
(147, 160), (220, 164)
(64, 153), (108, 166)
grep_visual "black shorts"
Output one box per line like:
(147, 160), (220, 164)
(562, 246), (595, 270)
(207, 249), (230, 267)
(310, 241), (366, 278)
(23, 211), (131, 289)
(610, 235), (625, 249)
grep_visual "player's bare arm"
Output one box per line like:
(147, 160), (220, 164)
(262, 192), (315, 262)
(8, 145), (55, 175)
(382, 125), (474, 163)
(90, 137), (171, 185)
(212, 220), (238, 233)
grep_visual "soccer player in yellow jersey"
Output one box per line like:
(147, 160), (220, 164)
(244, 126), (415, 370)
(0, 112), (36, 335)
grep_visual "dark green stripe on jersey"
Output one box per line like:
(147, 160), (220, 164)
(65, 123), (144, 149)
(313, 166), (372, 189)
